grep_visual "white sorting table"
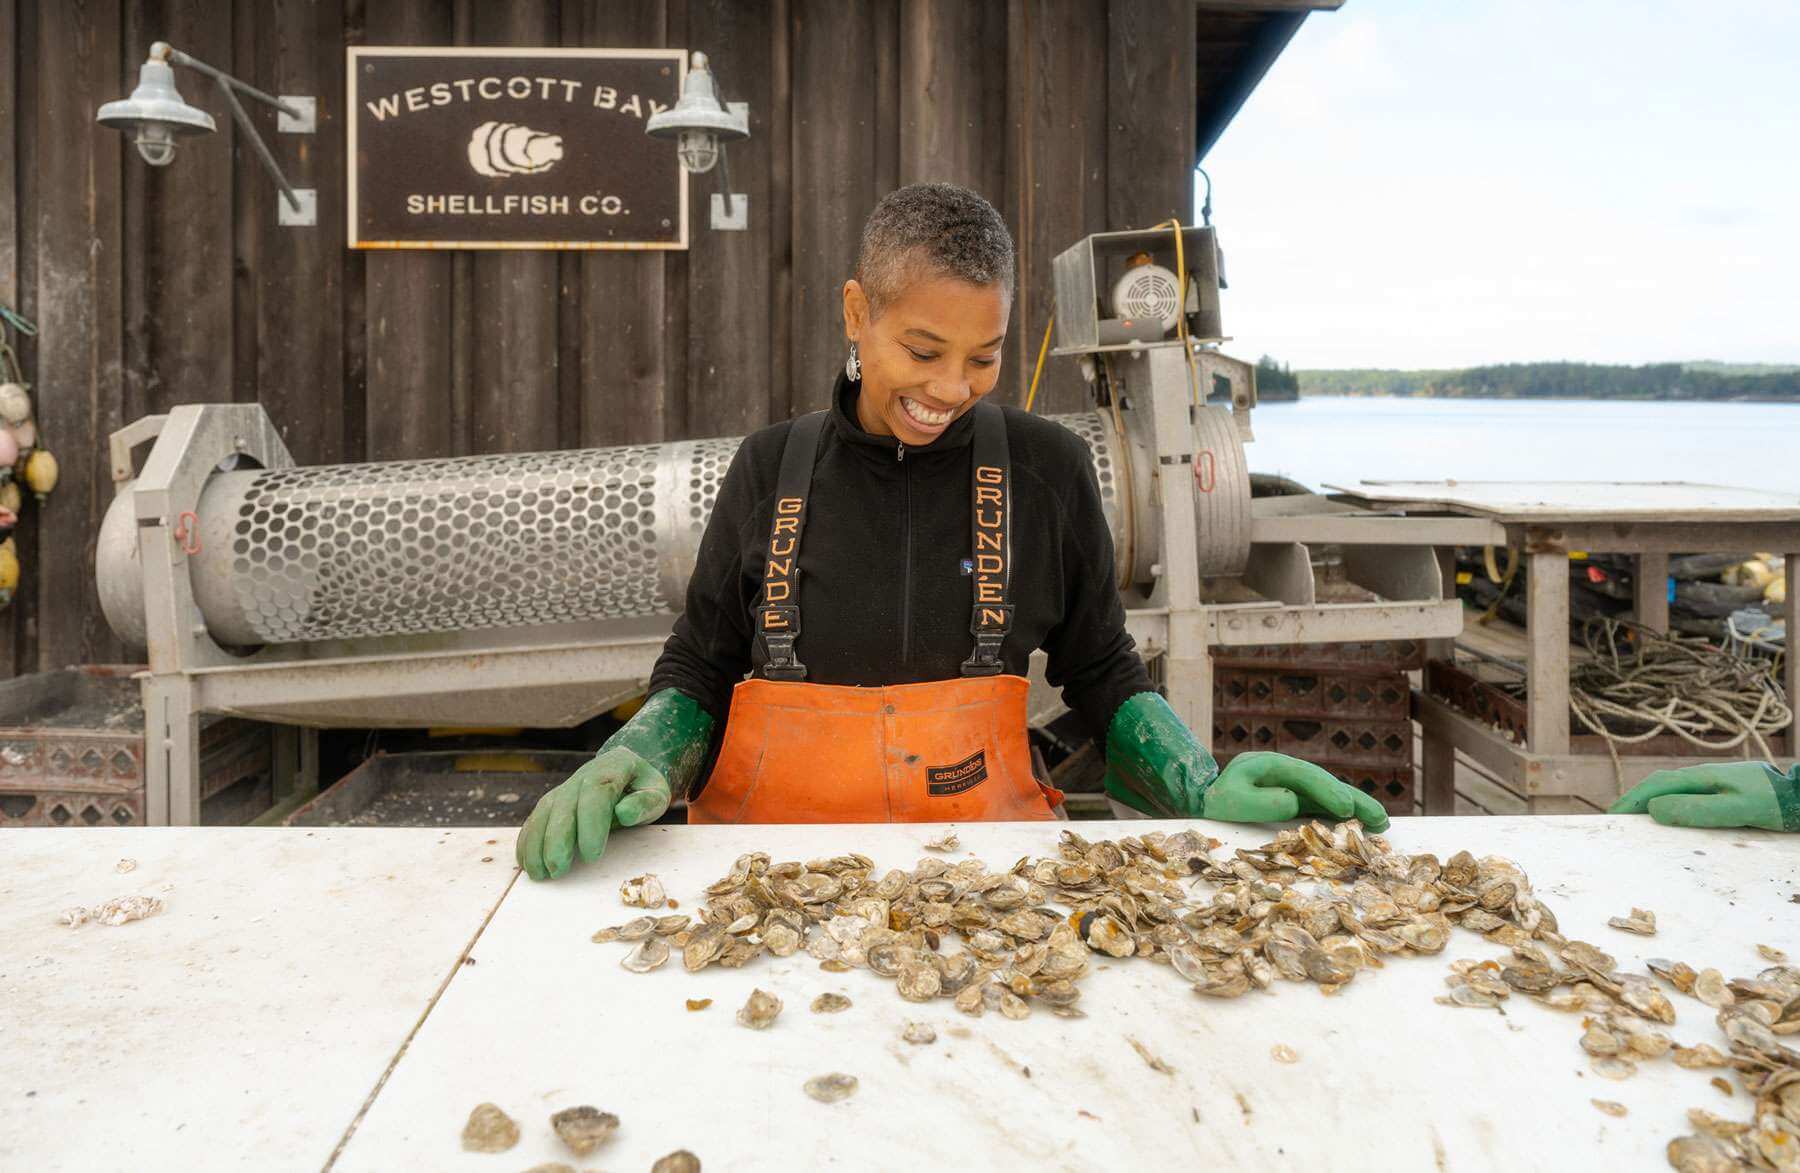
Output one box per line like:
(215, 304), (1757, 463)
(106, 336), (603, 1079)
(3, 819), (1796, 1171)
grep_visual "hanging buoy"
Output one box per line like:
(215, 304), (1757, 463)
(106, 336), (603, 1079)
(8, 419), (34, 452)
(0, 382), (30, 425)
(0, 537), (18, 607)
(0, 428), (19, 469)
(23, 448), (57, 500)
(0, 482), (19, 513)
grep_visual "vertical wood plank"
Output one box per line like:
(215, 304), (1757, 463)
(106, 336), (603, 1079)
(124, 0), (238, 425)
(1106, 0), (1194, 232)
(899, 0), (986, 189)
(684, 0), (773, 440)
(789, 0), (881, 414)
(470, 0), (559, 453)
(1526, 549), (1571, 756)
(33, 0), (126, 669)
(1783, 550), (1799, 758)
(0, 0), (21, 675)
(766, 0), (792, 423)
(572, 0), (669, 448)
(248, 0), (350, 466)
(362, 0), (455, 461)
(870, 0), (899, 200)
(1632, 550), (1669, 633)
(1009, 0), (1108, 414)
(661, 0), (691, 440)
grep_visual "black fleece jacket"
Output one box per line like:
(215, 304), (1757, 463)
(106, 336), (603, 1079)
(647, 372), (1152, 753)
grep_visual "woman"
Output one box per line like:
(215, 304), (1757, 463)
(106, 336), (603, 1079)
(519, 182), (1389, 881)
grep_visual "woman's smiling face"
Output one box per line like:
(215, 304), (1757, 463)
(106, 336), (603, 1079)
(842, 271), (1009, 445)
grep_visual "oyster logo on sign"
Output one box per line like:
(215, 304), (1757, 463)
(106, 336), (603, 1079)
(468, 122), (563, 177)
(348, 47), (689, 250)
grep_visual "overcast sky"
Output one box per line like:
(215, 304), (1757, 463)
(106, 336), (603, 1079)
(1200, 1), (1800, 370)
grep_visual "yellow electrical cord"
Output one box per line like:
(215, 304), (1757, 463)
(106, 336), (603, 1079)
(1152, 217), (1203, 406)
(1022, 318), (1054, 413)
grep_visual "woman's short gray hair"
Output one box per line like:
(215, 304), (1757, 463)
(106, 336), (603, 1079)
(854, 182), (1015, 317)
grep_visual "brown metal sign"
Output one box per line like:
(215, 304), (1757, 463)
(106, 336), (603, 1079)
(347, 47), (688, 250)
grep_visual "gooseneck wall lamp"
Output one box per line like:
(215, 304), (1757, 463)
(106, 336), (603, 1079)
(645, 52), (750, 231)
(98, 42), (318, 226)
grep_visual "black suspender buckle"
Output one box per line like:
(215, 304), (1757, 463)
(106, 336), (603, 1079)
(759, 605), (806, 681)
(960, 603), (1012, 677)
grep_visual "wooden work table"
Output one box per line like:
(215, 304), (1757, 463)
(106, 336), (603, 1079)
(2, 819), (1795, 1171)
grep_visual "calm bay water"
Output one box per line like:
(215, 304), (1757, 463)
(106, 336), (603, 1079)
(1243, 397), (1800, 496)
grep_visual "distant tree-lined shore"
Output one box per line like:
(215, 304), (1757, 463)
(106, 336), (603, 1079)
(1294, 361), (1800, 401)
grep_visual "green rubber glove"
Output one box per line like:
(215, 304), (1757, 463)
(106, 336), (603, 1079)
(1205, 751), (1391, 833)
(517, 688), (714, 881)
(1607, 762), (1800, 832)
(1102, 692), (1389, 832)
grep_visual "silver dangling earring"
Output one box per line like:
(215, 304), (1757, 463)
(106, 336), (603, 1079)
(845, 340), (861, 382)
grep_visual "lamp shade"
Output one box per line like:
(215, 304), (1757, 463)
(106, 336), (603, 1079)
(97, 57), (217, 138)
(645, 52), (748, 143)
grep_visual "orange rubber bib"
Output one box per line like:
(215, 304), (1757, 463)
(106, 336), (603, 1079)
(689, 675), (1057, 823)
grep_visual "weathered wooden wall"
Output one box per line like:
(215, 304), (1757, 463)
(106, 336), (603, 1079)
(0, 0), (1198, 674)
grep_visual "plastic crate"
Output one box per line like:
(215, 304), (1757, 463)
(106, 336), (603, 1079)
(0, 666), (271, 827)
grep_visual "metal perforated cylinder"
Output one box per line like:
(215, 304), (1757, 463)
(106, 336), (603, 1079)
(110, 414), (1130, 648)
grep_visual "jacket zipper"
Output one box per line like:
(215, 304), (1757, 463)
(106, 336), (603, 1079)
(899, 444), (912, 665)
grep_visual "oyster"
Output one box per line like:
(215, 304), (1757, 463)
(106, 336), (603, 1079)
(685, 998), (712, 1012)
(622, 938), (671, 973)
(550, 1106), (619, 1156)
(763, 923), (802, 957)
(1606, 908), (1656, 936)
(684, 926), (726, 972)
(621, 873), (667, 909)
(804, 1073), (859, 1104)
(1670, 1042), (1729, 1068)
(1694, 969), (1735, 1009)
(1758, 944), (1788, 963)
(1590, 1056), (1638, 1080)
(651, 1151), (702, 1173)
(618, 916), (657, 942)
(811, 992), (853, 1014)
(460, 1103), (520, 1153)
(902, 1022), (937, 1045)
(737, 988), (783, 1029)
(1591, 1099), (1627, 1118)
(897, 963), (943, 1003)
(924, 830), (961, 852)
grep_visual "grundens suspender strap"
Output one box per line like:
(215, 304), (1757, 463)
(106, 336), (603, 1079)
(757, 410), (829, 681)
(961, 403), (1012, 676)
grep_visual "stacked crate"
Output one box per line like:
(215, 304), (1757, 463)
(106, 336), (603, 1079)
(0, 666), (272, 827)
(1211, 640), (1423, 815)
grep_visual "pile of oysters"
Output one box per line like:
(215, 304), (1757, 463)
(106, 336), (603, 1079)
(591, 822), (1797, 1168)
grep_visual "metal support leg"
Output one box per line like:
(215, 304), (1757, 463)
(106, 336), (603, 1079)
(1634, 551), (1669, 634)
(143, 675), (202, 826)
(1166, 612), (1213, 754)
(271, 725), (322, 805)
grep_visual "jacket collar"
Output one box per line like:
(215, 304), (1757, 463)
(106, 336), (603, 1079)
(829, 370), (978, 458)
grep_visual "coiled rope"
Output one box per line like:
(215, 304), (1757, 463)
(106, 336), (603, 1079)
(1564, 617), (1790, 783)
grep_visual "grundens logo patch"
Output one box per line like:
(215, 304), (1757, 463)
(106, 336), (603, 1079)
(926, 750), (988, 797)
